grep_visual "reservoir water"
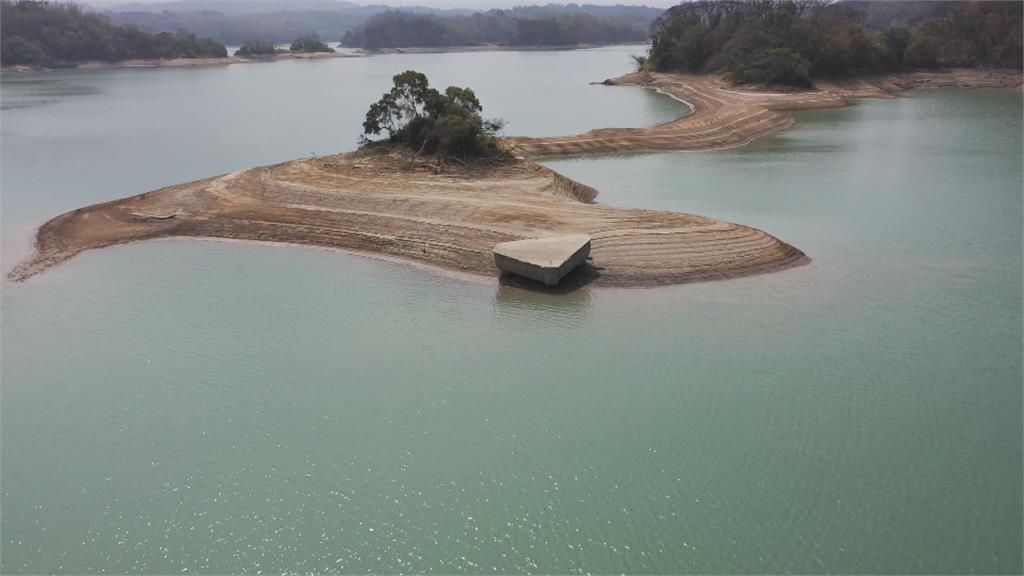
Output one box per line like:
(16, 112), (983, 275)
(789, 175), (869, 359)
(2, 46), (1021, 574)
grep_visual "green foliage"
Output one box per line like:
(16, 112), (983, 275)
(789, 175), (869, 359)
(512, 18), (567, 46)
(107, 9), (371, 46)
(340, 9), (651, 49)
(647, 0), (1023, 87)
(0, 0), (227, 66)
(630, 53), (648, 72)
(362, 70), (507, 161)
(343, 12), (457, 49)
(1, 35), (48, 65)
(876, 27), (911, 71)
(102, 4), (660, 47)
(910, 1), (1023, 69)
(235, 42), (281, 56)
(728, 48), (812, 88)
(648, 7), (714, 73)
(289, 36), (334, 53)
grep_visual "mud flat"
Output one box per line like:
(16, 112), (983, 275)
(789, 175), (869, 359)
(505, 69), (1023, 157)
(8, 151), (805, 287)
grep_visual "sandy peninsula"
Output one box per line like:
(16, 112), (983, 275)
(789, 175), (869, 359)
(10, 68), (1021, 287)
(506, 68), (1023, 157)
(7, 150), (805, 287)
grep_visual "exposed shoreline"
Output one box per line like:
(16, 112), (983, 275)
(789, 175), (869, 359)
(7, 150), (806, 287)
(354, 42), (642, 55)
(506, 68), (1023, 157)
(0, 51), (354, 74)
(9, 69), (1021, 288)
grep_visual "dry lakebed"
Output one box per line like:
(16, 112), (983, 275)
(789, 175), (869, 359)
(9, 69), (1021, 288)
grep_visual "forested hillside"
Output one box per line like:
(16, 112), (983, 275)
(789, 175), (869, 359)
(340, 6), (660, 49)
(645, 0), (1022, 87)
(106, 7), (382, 45)
(1, 0), (226, 66)
(105, 3), (660, 48)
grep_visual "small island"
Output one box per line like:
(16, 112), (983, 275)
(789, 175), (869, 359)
(234, 36), (337, 58)
(8, 71), (807, 287)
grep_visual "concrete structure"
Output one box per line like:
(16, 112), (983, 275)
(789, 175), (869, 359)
(493, 235), (591, 286)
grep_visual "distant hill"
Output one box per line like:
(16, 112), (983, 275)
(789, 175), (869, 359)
(341, 7), (661, 49)
(99, 2), (660, 46)
(101, 1), (362, 15)
(2, 0), (226, 66)
(105, 8), (383, 44)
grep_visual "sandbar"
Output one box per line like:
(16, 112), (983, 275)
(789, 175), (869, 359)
(506, 68), (1023, 157)
(11, 69), (1021, 287)
(7, 150), (805, 287)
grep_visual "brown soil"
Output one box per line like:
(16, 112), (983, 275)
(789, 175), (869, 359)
(505, 68), (1023, 157)
(11, 69), (1020, 287)
(7, 150), (805, 287)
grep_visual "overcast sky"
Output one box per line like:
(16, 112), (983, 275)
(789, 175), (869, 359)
(88, 0), (680, 8)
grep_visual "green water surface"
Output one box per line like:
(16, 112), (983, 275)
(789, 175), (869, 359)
(2, 47), (1021, 574)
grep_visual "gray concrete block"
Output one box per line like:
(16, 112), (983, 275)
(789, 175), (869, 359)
(493, 235), (591, 286)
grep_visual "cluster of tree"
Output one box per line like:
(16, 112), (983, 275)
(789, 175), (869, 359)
(234, 42), (281, 56)
(645, 0), (1023, 87)
(504, 4), (661, 27)
(1, 0), (227, 66)
(107, 8), (377, 46)
(103, 3), (660, 47)
(289, 36), (334, 53)
(341, 9), (654, 49)
(362, 70), (507, 161)
(902, 1), (1023, 68)
(110, 1), (361, 16)
(234, 36), (333, 57)
(843, 0), (950, 29)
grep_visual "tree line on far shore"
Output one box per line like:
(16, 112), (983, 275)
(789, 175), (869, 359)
(1, 0), (346, 67)
(0, 0), (655, 66)
(103, 3), (660, 47)
(1, 0), (226, 66)
(643, 0), (1023, 88)
(340, 9), (654, 49)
